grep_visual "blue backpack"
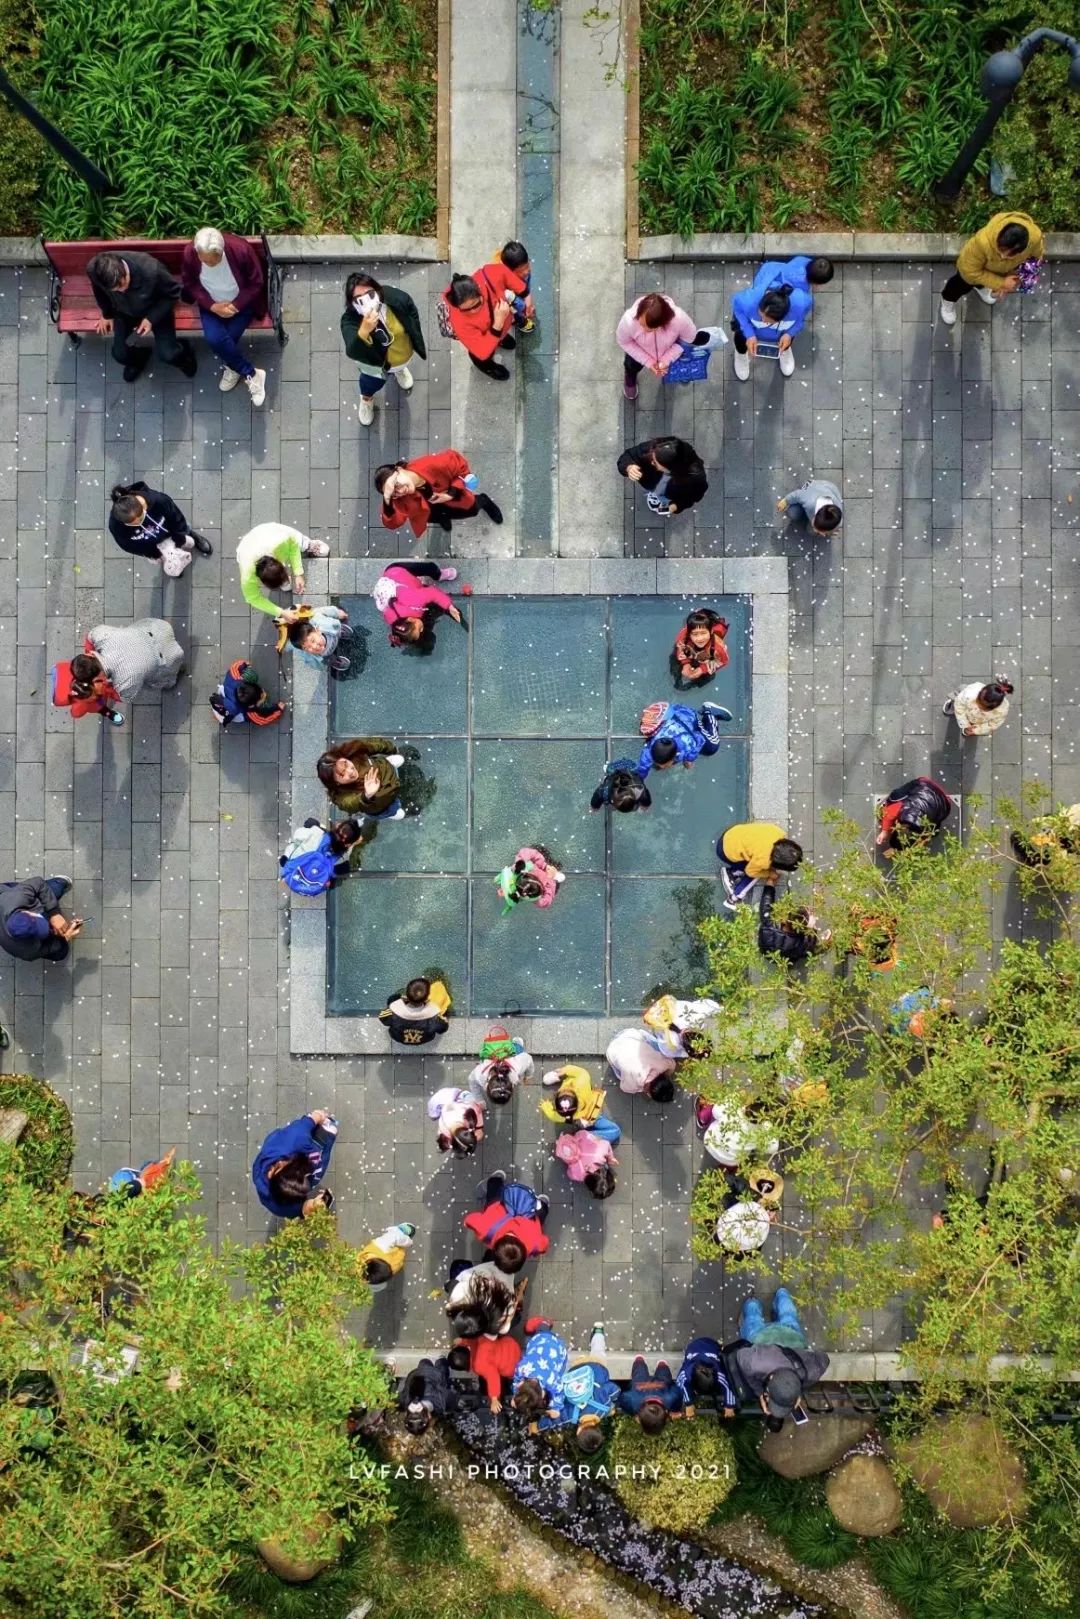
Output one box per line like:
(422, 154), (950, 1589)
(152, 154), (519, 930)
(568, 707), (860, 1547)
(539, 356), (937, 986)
(280, 827), (337, 896)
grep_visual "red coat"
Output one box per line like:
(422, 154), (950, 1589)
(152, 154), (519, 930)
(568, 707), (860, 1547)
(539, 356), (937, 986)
(52, 639), (122, 719)
(463, 1199), (550, 1259)
(445, 262), (526, 360)
(456, 1333), (522, 1399)
(380, 449), (476, 538)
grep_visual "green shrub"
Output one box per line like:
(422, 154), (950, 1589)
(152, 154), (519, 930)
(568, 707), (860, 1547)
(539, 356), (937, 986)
(0, 0), (45, 233)
(606, 1414), (737, 1534)
(0, 1075), (72, 1189)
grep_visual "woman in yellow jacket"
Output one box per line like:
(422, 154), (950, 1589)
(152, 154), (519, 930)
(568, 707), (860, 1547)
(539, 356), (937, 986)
(357, 1221), (416, 1291)
(540, 1065), (622, 1144)
(940, 211), (1044, 327)
(716, 821), (803, 908)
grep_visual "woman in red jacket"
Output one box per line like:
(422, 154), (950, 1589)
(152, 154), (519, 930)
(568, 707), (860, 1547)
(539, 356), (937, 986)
(374, 450), (502, 538)
(443, 263), (526, 380)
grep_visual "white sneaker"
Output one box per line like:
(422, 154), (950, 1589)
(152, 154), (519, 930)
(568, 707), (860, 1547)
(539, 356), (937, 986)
(733, 350), (751, 382)
(219, 367), (241, 392)
(779, 346), (795, 377)
(939, 297), (957, 327)
(386, 754), (405, 767)
(394, 366), (414, 392)
(245, 368), (266, 406)
(302, 539), (331, 557)
(974, 285), (997, 305)
(358, 396), (376, 426)
(386, 808), (407, 821)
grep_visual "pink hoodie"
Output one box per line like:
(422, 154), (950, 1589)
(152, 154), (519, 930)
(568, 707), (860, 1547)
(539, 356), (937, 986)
(616, 297), (698, 369)
(373, 563), (454, 628)
(515, 846), (562, 908)
(555, 1130), (615, 1182)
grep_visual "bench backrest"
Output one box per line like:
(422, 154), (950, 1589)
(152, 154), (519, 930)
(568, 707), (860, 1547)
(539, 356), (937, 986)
(43, 236), (267, 279)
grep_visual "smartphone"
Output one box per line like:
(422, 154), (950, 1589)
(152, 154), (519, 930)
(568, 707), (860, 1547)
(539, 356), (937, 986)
(792, 1405), (809, 1426)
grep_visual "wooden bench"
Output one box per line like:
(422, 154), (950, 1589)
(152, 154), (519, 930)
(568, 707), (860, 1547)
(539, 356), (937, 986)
(41, 233), (288, 348)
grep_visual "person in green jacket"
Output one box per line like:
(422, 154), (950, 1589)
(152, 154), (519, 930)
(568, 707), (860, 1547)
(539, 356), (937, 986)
(235, 521), (331, 622)
(341, 271), (427, 427)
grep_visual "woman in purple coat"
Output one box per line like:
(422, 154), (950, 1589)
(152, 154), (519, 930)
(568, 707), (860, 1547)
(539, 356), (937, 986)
(180, 228), (267, 404)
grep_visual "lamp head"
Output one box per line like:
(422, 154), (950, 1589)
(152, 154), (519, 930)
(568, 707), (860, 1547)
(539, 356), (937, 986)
(981, 50), (1024, 99)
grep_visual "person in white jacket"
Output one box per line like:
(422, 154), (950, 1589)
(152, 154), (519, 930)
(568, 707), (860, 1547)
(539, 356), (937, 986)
(605, 1028), (677, 1101)
(83, 620), (184, 702)
(468, 1046), (534, 1105)
(427, 1087), (486, 1155)
(943, 679), (1014, 737)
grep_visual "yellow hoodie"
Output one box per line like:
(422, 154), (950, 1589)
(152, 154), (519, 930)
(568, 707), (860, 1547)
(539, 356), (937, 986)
(540, 1065), (605, 1125)
(956, 211), (1044, 290)
(720, 822), (787, 881)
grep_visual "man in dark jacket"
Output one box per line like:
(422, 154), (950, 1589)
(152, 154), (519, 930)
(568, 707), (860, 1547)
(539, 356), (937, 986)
(875, 776), (954, 853)
(87, 250), (196, 382)
(398, 1356), (462, 1435)
(723, 1288), (829, 1428)
(757, 884), (829, 965)
(0, 876), (81, 962)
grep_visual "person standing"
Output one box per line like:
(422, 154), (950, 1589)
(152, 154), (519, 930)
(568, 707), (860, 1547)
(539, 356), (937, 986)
(616, 291), (705, 401)
(372, 560), (466, 654)
(52, 655), (124, 727)
(940, 212), (1044, 326)
(468, 1033), (534, 1105)
(341, 271), (426, 426)
(317, 738), (405, 819)
(776, 478), (843, 536)
(758, 884), (828, 964)
(442, 263), (526, 380)
(0, 876), (82, 963)
(86, 250), (196, 381)
(375, 451), (502, 538)
(235, 521), (331, 621)
(730, 275), (811, 380)
(286, 607), (353, 674)
(82, 620), (185, 703)
(251, 1109), (337, 1218)
(427, 1087), (485, 1155)
(553, 1127), (617, 1198)
(637, 699), (732, 777)
(618, 437), (708, 519)
(108, 481), (213, 573)
(380, 976), (453, 1047)
(605, 1028), (677, 1101)
(180, 227), (267, 402)
(463, 1171), (550, 1265)
(942, 679), (1014, 738)
(356, 1221), (416, 1291)
(875, 777), (954, 852)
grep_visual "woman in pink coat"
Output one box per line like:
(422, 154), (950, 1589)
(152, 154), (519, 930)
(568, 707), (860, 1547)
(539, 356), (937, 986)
(616, 292), (704, 401)
(496, 845), (565, 913)
(554, 1128), (617, 1199)
(371, 560), (466, 652)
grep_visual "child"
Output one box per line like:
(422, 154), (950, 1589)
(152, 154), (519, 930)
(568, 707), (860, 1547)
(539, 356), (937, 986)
(942, 678), (1013, 737)
(427, 1086), (486, 1154)
(605, 1028), (677, 1100)
(496, 845), (565, 912)
(468, 1026), (534, 1103)
(514, 1322), (618, 1453)
(540, 1065), (621, 1143)
(451, 1332), (522, 1415)
(673, 1335), (737, 1419)
(107, 1146), (176, 1197)
(589, 760), (651, 813)
(671, 609), (730, 689)
(777, 478), (843, 537)
(209, 658), (285, 728)
(380, 976), (453, 1046)
(496, 240), (534, 330)
(357, 1221), (416, 1291)
(716, 822), (803, 907)
(463, 1171), (550, 1264)
(730, 275), (812, 380)
(297, 816), (368, 880)
(445, 1262), (520, 1336)
(554, 1128), (617, 1198)
(52, 653), (125, 727)
(286, 605), (352, 673)
(620, 1358), (682, 1433)
(875, 777), (954, 853)
(637, 699), (732, 778)
(372, 560), (467, 653)
(279, 824), (341, 897)
(642, 994), (720, 1060)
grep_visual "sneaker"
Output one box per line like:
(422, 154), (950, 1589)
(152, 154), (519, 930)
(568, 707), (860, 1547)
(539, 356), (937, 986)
(107, 711), (125, 727)
(394, 365), (414, 391)
(329, 655), (351, 672)
(974, 285), (997, 305)
(337, 623), (353, 639)
(778, 346), (795, 377)
(219, 366), (241, 392)
(302, 539), (331, 557)
(386, 754), (405, 768)
(245, 368), (266, 406)
(592, 1322), (605, 1336)
(520, 317), (536, 333)
(485, 362), (511, 381)
(623, 376), (638, 401)
(939, 297), (957, 327)
(942, 698), (955, 716)
(477, 492), (503, 524)
(719, 866), (738, 902)
(498, 334), (516, 351)
(189, 532), (213, 556)
(733, 350), (751, 382)
(438, 566), (458, 582)
(701, 702), (734, 721)
(386, 807), (407, 821)
(358, 396), (375, 426)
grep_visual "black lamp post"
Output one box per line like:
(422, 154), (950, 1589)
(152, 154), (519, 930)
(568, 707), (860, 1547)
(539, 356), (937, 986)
(935, 27), (1080, 201)
(0, 65), (115, 196)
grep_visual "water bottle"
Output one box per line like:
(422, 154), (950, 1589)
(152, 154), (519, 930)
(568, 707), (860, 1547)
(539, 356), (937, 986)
(462, 473), (479, 491)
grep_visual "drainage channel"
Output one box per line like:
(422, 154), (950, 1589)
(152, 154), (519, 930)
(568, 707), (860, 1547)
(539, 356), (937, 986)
(516, 1), (559, 556)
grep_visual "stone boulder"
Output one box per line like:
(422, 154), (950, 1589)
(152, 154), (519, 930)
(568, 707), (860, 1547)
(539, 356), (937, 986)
(896, 1414), (1026, 1529)
(759, 1413), (875, 1479)
(256, 1512), (341, 1583)
(826, 1453), (903, 1537)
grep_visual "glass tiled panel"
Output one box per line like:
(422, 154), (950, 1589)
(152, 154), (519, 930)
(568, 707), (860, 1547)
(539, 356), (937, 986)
(471, 598), (607, 736)
(330, 601), (468, 738)
(471, 876), (606, 1015)
(609, 595), (751, 737)
(471, 740), (606, 874)
(328, 875), (467, 1014)
(610, 877), (723, 1014)
(360, 739), (468, 874)
(607, 737), (748, 875)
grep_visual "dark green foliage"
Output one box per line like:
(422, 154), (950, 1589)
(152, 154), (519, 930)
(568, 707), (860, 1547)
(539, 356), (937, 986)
(0, 0), (45, 233)
(0, 1074), (73, 1189)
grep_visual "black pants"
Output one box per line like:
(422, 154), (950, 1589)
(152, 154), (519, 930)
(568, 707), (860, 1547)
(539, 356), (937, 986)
(941, 271), (975, 303)
(396, 560), (443, 583)
(111, 312), (186, 370)
(624, 330), (711, 379)
(730, 321), (749, 355)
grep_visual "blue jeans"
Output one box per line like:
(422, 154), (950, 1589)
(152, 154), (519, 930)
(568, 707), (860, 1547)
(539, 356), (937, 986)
(589, 1113), (622, 1145)
(199, 307), (254, 377)
(740, 1288), (805, 1343)
(358, 371), (387, 399)
(370, 797), (402, 821)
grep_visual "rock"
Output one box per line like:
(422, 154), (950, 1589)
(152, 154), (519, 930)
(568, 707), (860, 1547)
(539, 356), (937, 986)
(826, 1454), (903, 1536)
(0, 1109), (28, 1145)
(256, 1512), (341, 1583)
(759, 1413), (875, 1479)
(897, 1414), (1027, 1529)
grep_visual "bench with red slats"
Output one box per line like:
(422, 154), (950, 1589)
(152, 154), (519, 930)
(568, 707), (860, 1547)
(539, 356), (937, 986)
(41, 234), (287, 347)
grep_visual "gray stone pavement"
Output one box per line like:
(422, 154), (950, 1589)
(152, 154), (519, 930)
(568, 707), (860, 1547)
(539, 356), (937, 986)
(3, 253), (1079, 1362)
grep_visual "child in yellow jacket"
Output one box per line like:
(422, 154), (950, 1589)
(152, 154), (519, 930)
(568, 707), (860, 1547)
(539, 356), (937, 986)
(540, 1066), (621, 1144)
(357, 1221), (416, 1291)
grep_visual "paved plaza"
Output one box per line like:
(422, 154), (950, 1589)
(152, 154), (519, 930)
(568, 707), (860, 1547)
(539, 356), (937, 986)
(2, 245), (1078, 1357)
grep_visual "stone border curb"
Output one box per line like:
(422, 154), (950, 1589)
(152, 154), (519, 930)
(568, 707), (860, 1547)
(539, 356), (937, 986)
(636, 231), (1080, 262)
(289, 557), (788, 1057)
(0, 234), (441, 267)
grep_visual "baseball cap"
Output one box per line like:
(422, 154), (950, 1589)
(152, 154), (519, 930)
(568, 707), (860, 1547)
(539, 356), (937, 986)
(7, 910), (49, 939)
(764, 1367), (802, 1417)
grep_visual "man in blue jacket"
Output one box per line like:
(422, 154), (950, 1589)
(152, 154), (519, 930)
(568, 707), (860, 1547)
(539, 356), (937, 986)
(620, 1356), (683, 1433)
(637, 699), (732, 778)
(673, 1334), (737, 1418)
(749, 254), (833, 297)
(730, 270), (814, 382)
(252, 1109), (337, 1218)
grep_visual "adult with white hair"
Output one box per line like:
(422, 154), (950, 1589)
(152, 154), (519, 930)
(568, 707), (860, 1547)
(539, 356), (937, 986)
(180, 227), (267, 404)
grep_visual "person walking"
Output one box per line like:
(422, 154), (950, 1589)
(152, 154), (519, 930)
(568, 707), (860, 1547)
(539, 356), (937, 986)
(341, 270), (426, 426)
(730, 274), (811, 380)
(317, 737), (405, 819)
(618, 437), (708, 519)
(875, 777), (954, 852)
(620, 1358), (682, 1433)
(940, 211), (1044, 326)
(540, 1065), (621, 1144)
(428, 1087), (486, 1155)
(605, 1028), (677, 1102)
(235, 521), (331, 620)
(553, 1126), (617, 1198)
(180, 227), (267, 403)
(776, 477), (843, 536)
(589, 759), (651, 814)
(87, 249), (196, 381)
(251, 1109), (337, 1219)
(727, 1289), (829, 1428)
(495, 845), (565, 912)
(616, 291), (709, 401)
(441, 262), (527, 380)
(375, 451), (502, 538)
(463, 1171), (550, 1265)
(637, 699), (732, 777)
(356, 1221), (416, 1291)
(467, 1029), (534, 1104)
(82, 620), (185, 703)
(942, 678), (1014, 738)
(380, 976), (453, 1046)
(716, 822), (803, 907)
(642, 994), (720, 1059)
(372, 560), (467, 653)
(0, 876), (82, 963)
(108, 481), (213, 574)
(758, 885), (829, 964)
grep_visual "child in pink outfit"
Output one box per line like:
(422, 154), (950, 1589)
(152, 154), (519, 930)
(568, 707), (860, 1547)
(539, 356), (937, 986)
(496, 845), (566, 913)
(371, 560), (466, 652)
(554, 1128), (617, 1199)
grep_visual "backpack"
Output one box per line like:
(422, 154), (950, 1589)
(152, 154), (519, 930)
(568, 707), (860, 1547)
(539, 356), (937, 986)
(50, 661), (76, 708)
(279, 827), (337, 896)
(481, 1181), (543, 1243)
(435, 297), (455, 339)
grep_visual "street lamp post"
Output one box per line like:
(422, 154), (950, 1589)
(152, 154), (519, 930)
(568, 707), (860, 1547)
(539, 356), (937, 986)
(0, 65), (115, 196)
(935, 27), (1080, 202)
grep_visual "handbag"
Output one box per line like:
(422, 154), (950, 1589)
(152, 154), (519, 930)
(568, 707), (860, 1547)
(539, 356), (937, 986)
(663, 339), (711, 385)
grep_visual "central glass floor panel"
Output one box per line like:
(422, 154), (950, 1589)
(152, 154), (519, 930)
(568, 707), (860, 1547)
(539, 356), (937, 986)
(328, 594), (752, 1017)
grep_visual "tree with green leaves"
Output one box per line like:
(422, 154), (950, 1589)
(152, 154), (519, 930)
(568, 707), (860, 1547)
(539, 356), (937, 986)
(0, 1153), (393, 1619)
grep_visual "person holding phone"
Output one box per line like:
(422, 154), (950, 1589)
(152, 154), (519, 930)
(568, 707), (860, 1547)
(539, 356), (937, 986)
(251, 1109), (338, 1219)
(0, 876), (83, 963)
(726, 1288), (829, 1431)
